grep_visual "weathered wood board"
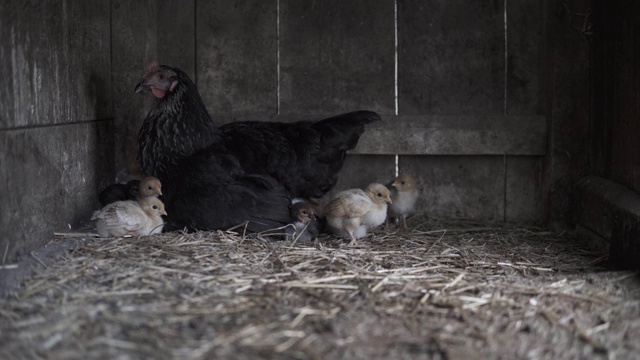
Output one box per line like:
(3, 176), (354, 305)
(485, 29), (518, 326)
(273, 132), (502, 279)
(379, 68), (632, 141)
(506, 0), (544, 115)
(333, 154), (396, 193)
(577, 175), (640, 269)
(111, 0), (159, 177)
(352, 115), (546, 155)
(0, 121), (114, 264)
(399, 155), (505, 220)
(0, 0), (111, 129)
(506, 156), (543, 224)
(279, 0), (395, 115)
(398, 0), (505, 115)
(196, 0), (277, 123)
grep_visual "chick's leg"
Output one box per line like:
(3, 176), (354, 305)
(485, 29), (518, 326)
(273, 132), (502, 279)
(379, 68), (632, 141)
(347, 230), (357, 246)
(402, 215), (408, 230)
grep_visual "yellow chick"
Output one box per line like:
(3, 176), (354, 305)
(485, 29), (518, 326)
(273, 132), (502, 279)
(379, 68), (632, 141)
(137, 176), (162, 199)
(325, 183), (392, 244)
(387, 173), (419, 230)
(91, 197), (167, 237)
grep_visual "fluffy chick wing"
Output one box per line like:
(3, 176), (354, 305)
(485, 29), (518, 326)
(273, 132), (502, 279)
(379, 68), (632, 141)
(92, 201), (147, 232)
(325, 189), (372, 218)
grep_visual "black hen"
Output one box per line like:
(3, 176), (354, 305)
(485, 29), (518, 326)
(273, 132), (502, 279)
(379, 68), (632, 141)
(135, 62), (378, 232)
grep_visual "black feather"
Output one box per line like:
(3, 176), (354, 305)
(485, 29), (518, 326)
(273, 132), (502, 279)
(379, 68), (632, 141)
(98, 180), (141, 206)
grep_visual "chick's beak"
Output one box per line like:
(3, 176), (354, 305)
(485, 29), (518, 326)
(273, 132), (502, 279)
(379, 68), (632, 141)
(161, 210), (168, 216)
(387, 197), (393, 204)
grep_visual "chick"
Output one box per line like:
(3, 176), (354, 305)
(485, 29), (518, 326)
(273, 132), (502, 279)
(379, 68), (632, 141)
(98, 179), (141, 206)
(91, 197), (167, 237)
(285, 200), (320, 242)
(387, 173), (419, 230)
(325, 183), (392, 244)
(137, 176), (162, 199)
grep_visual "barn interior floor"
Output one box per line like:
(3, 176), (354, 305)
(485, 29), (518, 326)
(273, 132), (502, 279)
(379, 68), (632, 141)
(1, 217), (638, 359)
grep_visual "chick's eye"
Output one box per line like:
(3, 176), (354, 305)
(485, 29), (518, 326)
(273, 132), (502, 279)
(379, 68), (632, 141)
(159, 74), (165, 80)
(301, 210), (308, 214)
(148, 186), (153, 190)
(401, 181), (406, 185)
(152, 205), (158, 209)
(377, 193), (382, 197)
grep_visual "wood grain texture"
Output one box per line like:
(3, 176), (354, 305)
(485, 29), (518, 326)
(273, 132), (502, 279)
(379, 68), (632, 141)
(279, 0), (395, 115)
(111, 0), (158, 177)
(0, 120), (114, 264)
(196, 0), (277, 123)
(398, 0), (505, 115)
(333, 155), (396, 194)
(506, 0), (544, 115)
(506, 156), (543, 224)
(352, 115), (546, 155)
(399, 155), (505, 220)
(0, 0), (111, 129)
(576, 175), (640, 269)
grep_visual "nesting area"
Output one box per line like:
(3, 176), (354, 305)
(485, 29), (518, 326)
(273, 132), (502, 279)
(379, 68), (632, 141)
(1, 217), (639, 359)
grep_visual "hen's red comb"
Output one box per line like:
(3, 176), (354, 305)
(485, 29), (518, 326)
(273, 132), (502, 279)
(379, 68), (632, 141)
(144, 61), (160, 78)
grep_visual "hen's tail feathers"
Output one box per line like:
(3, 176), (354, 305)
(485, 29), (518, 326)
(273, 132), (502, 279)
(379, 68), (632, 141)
(312, 111), (380, 160)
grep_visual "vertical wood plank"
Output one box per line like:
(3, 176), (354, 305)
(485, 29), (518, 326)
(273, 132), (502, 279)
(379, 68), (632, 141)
(589, 0), (611, 178)
(606, 0), (640, 193)
(506, 0), (544, 115)
(279, 0), (395, 115)
(196, 0), (277, 123)
(0, 0), (111, 129)
(111, 0), (158, 177)
(0, 121), (114, 266)
(506, 156), (543, 224)
(544, 0), (591, 226)
(398, 0), (505, 115)
(157, 0), (195, 80)
(399, 155), (505, 220)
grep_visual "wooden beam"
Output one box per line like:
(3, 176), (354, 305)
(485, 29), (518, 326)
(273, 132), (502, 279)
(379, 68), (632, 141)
(352, 115), (547, 155)
(576, 175), (640, 269)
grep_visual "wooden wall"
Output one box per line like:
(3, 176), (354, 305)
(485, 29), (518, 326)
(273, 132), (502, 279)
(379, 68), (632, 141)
(2, 0), (598, 268)
(179, 0), (546, 223)
(0, 0), (114, 265)
(576, 0), (640, 267)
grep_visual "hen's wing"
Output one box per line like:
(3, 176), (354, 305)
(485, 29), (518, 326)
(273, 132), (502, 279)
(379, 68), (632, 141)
(161, 150), (291, 233)
(219, 110), (380, 198)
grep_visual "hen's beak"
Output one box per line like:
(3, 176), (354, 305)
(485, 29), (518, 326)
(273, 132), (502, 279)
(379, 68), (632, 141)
(134, 80), (148, 94)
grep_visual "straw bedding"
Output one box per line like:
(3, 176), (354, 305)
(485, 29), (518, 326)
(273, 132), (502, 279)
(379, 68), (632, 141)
(1, 217), (638, 359)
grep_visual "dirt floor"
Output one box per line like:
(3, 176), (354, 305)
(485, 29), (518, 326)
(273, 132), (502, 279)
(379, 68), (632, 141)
(0, 217), (639, 359)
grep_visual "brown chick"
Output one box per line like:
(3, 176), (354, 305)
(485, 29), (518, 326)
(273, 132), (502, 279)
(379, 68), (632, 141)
(286, 200), (321, 242)
(137, 176), (162, 199)
(91, 197), (167, 238)
(387, 173), (419, 230)
(325, 183), (392, 245)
